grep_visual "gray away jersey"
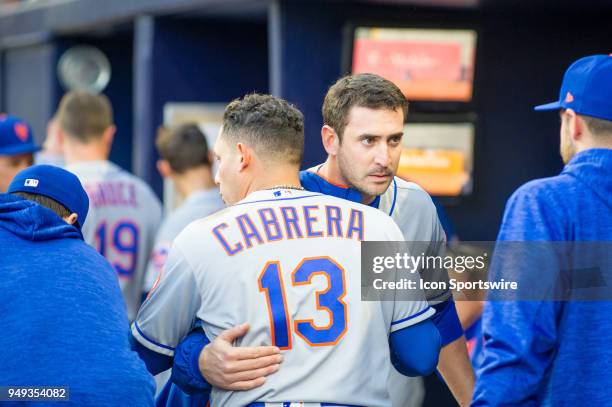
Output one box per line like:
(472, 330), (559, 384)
(377, 176), (450, 407)
(144, 188), (224, 293)
(133, 188), (433, 407)
(67, 160), (162, 321)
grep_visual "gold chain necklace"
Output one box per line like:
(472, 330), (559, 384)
(265, 185), (305, 191)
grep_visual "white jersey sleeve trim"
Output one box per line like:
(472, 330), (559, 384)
(131, 321), (175, 357)
(390, 306), (436, 333)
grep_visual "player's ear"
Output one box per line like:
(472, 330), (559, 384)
(63, 213), (78, 226)
(567, 109), (585, 142)
(236, 142), (251, 171)
(157, 160), (173, 178)
(103, 125), (116, 149)
(321, 125), (340, 156)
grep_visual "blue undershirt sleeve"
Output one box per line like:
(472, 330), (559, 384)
(431, 298), (463, 346)
(130, 333), (173, 376)
(171, 328), (212, 394)
(389, 318), (441, 376)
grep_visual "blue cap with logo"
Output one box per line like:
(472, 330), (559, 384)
(8, 165), (89, 229)
(0, 114), (41, 155)
(535, 54), (612, 120)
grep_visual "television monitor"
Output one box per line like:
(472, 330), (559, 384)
(398, 121), (474, 197)
(351, 27), (477, 102)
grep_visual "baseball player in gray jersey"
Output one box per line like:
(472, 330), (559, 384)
(56, 91), (162, 321)
(175, 74), (474, 406)
(144, 124), (224, 294)
(132, 94), (441, 406)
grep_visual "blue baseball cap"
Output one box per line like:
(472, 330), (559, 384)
(535, 54), (612, 121)
(8, 165), (89, 229)
(0, 114), (41, 155)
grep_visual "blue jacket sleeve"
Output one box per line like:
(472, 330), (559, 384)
(390, 319), (441, 376)
(129, 332), (173, 376)
(171, 328), (212, 394)
(431, 298), (464, 346)
(472, 184), (565, 405)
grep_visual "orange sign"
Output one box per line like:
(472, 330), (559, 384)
(397, 149), (470, 196)
(352, 32), (475, 101)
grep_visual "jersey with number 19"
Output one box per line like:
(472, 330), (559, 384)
(67, 160), (162, 321)
(133, 188), (433, 407)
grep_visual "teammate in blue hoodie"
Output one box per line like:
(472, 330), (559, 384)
(0, 165), (155, 406)
(472, 55), (612, 405)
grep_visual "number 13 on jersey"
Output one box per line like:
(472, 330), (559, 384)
(258, 256), (348, 349)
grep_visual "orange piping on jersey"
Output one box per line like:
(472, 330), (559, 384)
(212, 223), (244, 256)
(258, 261), (293, 351)
(324, 205), (343, 238)
(291, 256), (348, 347)
(148, 268), (164, 298)
(280, 206), (304, 239)
(309, 167), (350, 189)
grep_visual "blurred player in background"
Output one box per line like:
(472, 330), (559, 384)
(132, 94), (441, 406)
(473, 54), (612, 405)
(175, 73), (474, 406)
(144, 123), (223, 400)
(0, 114), (38, 192)
(0, 165), (154, 406)
(35, 116), (66, 167)
(57, 91), (162, 321)
(144, 123), (224, 295)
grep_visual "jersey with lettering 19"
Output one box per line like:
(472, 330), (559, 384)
(67, 160), (162, 321)
(133, 188), (433, 407)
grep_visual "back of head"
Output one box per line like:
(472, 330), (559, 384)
(156, 124), (211, 173)
(56, 91), (113, 143)
(8, 165), (89, 229)
(222, 93), (304, 166)
(323, 73), (407, 139)
(581, 115), (612, 139)
(11, 191), (71, 220)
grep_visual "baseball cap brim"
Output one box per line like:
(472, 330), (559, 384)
(534, 101), (563, 111)
(0, 143), (41, 156)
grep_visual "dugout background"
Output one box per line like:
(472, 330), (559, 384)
(0, 1), (610, 402)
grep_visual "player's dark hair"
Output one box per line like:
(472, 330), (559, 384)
(221, 93), (304, 166)
(156, 124), (211, 173)
(322, 73), (407, 141)
(56, 91), (113, 143)
(12, 192), (71, 220)
(582, 114), (612, 138)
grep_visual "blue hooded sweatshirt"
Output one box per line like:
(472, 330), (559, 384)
(0, 194), (155, 406)
(472, 149), (612, 406)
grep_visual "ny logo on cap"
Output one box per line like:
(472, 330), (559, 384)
(14, 123), (29, 142)
(24, 179), (39, 187)
(565, 92), (575, 103)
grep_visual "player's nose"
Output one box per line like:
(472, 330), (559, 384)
(373, 144), (392, 168)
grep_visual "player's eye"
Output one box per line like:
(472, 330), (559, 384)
(361, 137), (375, 146)
(389, 136), (402, 145)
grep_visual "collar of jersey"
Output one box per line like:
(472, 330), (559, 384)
(233, 188), (322, 207)
(299, 168), (381, 209)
